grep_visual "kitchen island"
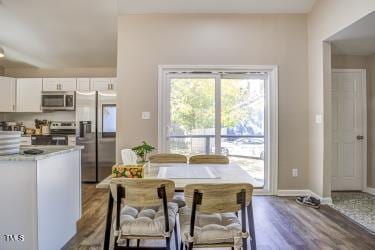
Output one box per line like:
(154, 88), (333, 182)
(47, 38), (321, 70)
(0, 146), (83, 250)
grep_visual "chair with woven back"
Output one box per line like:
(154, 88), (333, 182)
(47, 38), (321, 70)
(189, 154), (230, 164)
(149, 153), (188, 164)
(179, 183), (256, 250)
(149, 153), (188, 207)
(110, 178), (179, 249)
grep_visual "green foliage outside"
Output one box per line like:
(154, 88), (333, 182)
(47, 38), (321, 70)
(170, 78), (264, 134)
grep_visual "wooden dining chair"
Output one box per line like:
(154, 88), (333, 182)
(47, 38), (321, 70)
(179, 183), (256, 250)
(149, 153), (188, 207)
(110, 178), (179, 250)
(189, 154), (230, 164)
(149, 153), (188, 163)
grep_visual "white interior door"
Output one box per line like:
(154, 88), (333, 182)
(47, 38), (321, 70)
(331, 70), (366, 191)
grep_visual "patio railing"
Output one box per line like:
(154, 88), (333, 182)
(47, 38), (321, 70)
(168, 134), (264, 155)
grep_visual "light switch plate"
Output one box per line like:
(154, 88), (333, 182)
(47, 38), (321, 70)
(292, 169), (298, 177)
(141, 111), (151, 120)
(315, 114), (323, 124)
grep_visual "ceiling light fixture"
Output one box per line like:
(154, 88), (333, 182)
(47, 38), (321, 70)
(0, 47), (4, 58)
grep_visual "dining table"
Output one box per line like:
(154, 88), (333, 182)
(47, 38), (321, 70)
(97, 163), (258, 250)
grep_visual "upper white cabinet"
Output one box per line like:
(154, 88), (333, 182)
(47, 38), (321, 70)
(16, 78), (43, 112)
(43, 78), (76, 91)
(110, 78), (117, 91)
(59, 78), (77, 91)
(42, 78), (59, 91)
(0, 76), (16, 112)
(77, 78), (90, 91)
(90, 78), (115, 91)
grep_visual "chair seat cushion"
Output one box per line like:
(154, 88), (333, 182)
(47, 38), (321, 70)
(179, 207), (242, 245)
(116, 202), (178, 237)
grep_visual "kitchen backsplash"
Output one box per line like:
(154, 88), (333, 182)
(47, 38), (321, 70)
(2, 111), (75, 128)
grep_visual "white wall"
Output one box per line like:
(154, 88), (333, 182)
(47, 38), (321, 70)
(307, 0), (375, 197)
(117, 14), (309, 190)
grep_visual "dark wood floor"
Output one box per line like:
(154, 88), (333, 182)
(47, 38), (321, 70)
(63, 184), (375, 250)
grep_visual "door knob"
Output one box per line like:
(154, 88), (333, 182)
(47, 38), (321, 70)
(357, 135), (364, 140)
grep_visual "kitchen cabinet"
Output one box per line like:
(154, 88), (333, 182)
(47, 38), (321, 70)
(90, 78), (115, 91)
(110, 78), (117, 91)
(77, 78), (90, 91)
(43, 78), (76, 91)
(0, 76), (16, 112)
(16, 78), (43, 112)
(42, 78), (60, 91)
(59, 78), (77, 91)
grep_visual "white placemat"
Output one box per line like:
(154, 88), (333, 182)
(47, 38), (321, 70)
(157, 166), (220, 179)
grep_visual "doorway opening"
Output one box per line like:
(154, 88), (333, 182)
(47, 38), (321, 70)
(327, 11), (375, 233)
(158, 65), (278, 194)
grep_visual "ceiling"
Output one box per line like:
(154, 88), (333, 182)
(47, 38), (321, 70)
(0, 0), (316, 69)
(118, 0), (316, 14)
(0, 0), (117, 68)
(329, 11), (375, 56)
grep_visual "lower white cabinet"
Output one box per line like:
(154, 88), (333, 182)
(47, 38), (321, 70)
(16, 78), (43, 112)
(0, 76), (16, 112)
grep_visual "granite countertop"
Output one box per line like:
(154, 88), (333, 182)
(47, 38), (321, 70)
(0, 146), (84, 161)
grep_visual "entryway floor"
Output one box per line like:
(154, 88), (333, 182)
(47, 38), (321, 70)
(330, 191), (375, 233)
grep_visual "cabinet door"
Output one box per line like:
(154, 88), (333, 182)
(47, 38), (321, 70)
(17, 78), (43, 112)
(77, 78), (90, 91)
(90, 78), (112, 91)
(43, 78), (60, 91)
(110, 78), (117, 91)
(59, 78), (77, 91)
(0, 77), (16, 112)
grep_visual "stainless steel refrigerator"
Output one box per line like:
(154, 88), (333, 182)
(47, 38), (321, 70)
(76, 91), (117, 182)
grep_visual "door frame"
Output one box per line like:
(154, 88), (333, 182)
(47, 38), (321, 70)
(331, 68), (367, 191)
(158, 65), (279, 195)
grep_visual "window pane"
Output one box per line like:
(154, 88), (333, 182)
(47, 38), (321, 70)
(169, 78), (215, 155)
(221, 78), (265, 187)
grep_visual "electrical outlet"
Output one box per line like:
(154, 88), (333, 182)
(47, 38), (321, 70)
(292, 169), (298, 177)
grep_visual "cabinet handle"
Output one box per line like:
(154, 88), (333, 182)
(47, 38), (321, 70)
(13, 104), (15, 111)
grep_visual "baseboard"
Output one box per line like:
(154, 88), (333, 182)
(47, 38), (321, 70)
(308, 190), (333, 205)
(277, 189), (333, 204)
(277, 189), (311, 196)
(364, 187), (375, 195)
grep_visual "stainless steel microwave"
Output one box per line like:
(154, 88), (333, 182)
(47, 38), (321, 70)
(41, 92), (75, 111)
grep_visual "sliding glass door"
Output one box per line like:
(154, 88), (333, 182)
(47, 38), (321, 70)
(163, 72), (267, 188)
(168, 75), (217, 155)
